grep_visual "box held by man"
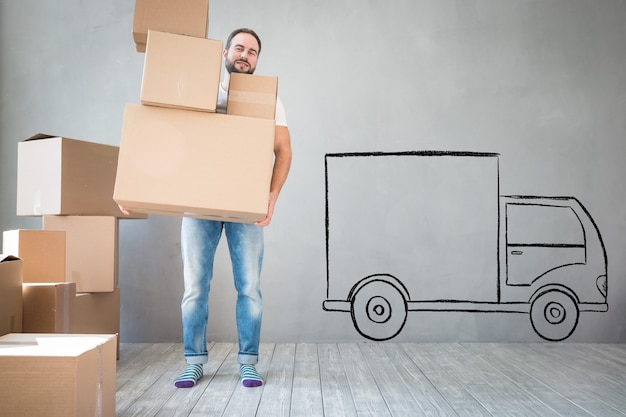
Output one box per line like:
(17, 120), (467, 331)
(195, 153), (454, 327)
(141, 30), (222, 112)
(114, 104), (275, 223)
(132, 0), (209, 52)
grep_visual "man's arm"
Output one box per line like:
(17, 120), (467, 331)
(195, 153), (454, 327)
(255, 125), (292, 227)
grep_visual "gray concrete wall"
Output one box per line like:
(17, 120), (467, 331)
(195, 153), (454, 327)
(1, 0), (625, 343)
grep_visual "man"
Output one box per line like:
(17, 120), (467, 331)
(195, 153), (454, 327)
(173, 28), (292, 388)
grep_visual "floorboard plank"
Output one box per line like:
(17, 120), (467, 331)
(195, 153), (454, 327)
(318, 343), (358, 417)
(339, 343), (392, 417)
(256, 343), (295, 417)
(290, 343), (324, 417)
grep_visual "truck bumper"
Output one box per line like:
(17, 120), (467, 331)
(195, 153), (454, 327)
(579, 302), (608, 312)
(323, 300), (350, 312)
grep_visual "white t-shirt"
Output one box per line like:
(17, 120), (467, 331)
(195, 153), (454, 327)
(217, 84), (288, 127)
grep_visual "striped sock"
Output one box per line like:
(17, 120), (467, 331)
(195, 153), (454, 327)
(240, 364), (264, 387)
(174, 363), (203, 388)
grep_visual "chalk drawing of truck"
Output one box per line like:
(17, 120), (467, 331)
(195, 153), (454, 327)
(322, 151), (608, 341)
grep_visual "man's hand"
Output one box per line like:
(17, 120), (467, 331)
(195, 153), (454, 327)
(254, 126), (292, 227)
(254, 192), (277, 227)
(118, 204), (131, 216)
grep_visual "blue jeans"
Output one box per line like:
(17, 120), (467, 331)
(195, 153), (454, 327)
(180, 217), (264, 365)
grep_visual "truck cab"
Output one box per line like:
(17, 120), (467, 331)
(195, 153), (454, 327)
(500, 196), (608, 341)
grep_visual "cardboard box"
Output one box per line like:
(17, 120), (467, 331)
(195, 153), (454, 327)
(227, 73), (278, 119)
(22, 284), (120, 356)
(0, 255), (23, 336)
(22, 282), (76, 333)
(0, 333), (117, 417)
(43, 216), (119, 292)
(16, 133), (147, 218)
(114, 104), (275, 223)
(72, 289), (121, 357)
(3, 229), (66, 283)
(141, 30), (222, 112)
(133, 0), (209, 52)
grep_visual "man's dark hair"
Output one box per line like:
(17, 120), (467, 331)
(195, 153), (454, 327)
(225, 28), (262, 54)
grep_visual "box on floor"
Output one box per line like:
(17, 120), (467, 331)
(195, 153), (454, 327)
(0, 333), (117, 417)
(114, 104), (275, 223)
(43, 215), (119, 292)
(141, 30), (222, 112)
(132, 0), (209, 52)
(0, 255), (23, 336)
(16, 133), (146, 218)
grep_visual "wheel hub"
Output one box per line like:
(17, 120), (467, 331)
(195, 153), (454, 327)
(366, 296), (392, 323)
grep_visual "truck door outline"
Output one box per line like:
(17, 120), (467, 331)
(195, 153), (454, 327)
(323, 151), (608, 342)
(505, 202), (588, 287)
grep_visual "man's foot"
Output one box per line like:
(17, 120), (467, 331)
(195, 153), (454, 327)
(240, 364), (264, 387)
(174, 363), (203, 388)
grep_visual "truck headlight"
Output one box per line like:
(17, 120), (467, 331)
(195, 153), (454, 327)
(596, 275), (608, 298)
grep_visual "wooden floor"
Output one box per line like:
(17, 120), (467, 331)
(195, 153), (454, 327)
(115, 342), (626, 417)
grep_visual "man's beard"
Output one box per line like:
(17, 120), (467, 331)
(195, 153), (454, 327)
(225, 58), (255, 74)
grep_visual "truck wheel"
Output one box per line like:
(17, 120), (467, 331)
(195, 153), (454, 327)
(530, 289), (579, 341)
(350, 279), (408, 341)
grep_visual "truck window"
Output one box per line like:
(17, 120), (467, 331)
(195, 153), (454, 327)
(506, 204), (584, 246)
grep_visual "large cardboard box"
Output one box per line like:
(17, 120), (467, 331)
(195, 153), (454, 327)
(114, 104), (275, 223)
(22, 282), (76, 333)
(0, 255), (23, 336)
(72, 289), (121, 357)
(227, 73), (278, 120)
(2, 229), (65, 283)
(142, 30), (222, 112)
(43, 216), (119, 292)
(0, 333), (117, 417)
(16, 133), (147, 218)
(132, 0), (209, 52)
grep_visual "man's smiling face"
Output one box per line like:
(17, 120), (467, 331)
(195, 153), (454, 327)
(224, 32), (259, 74)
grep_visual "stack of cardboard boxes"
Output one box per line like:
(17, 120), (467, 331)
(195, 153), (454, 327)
(3, 133), (148, 343)
(115, 1), (280, 224)
(0, 134), (139, 417)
